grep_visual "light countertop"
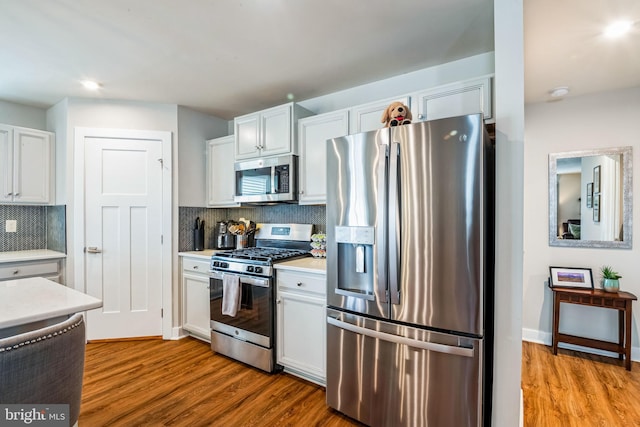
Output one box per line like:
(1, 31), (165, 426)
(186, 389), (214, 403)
(0, 249), (67, 264)
(0, 277), (102, 330)
(178, 249), (223, 261)
(275, 257), (326, 273)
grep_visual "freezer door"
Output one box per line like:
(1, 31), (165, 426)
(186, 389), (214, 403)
(326, 309), (483, 427)
(326, 129), (390, 319)
(390, 115), (490, 335)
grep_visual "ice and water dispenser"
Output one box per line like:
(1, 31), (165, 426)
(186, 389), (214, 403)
(334, 225), (376, 300)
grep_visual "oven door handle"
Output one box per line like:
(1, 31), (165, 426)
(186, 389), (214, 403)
(210, 271), (270, 288)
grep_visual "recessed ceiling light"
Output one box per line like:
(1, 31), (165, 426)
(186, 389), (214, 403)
(81, 80), (101, 90)
(549, 86), (570, 98)
(604, 20), (633, 38)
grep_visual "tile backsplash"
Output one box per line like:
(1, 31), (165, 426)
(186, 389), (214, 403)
(0, 205), (66, 252)
(179, 205), (326, 252)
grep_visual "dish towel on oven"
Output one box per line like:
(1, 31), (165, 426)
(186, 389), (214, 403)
(222, 274), (241, 316)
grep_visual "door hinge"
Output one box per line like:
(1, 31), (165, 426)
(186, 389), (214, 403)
(161, 235), (163, 244)
(161, 308), (163, 318)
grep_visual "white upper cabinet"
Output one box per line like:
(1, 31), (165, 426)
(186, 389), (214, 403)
(206, 135), (240, 207)
(411, 76), (493, 122)
(234, 102), (313, 160)
(0, 124), (55, 205)
(297, 110), (349, 205)
(349, 95), (411, 133)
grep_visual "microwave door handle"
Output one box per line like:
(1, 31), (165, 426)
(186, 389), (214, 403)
(271, 167), (277, 194)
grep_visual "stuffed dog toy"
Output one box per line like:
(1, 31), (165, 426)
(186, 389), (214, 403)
(381, 102), (412, 127)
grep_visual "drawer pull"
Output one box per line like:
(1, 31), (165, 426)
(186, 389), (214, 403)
(193, 266), (199, 269)
(297, 282), (303, 286)
(13, 270), (19, 275)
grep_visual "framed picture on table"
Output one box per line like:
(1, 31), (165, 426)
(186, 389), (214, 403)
(548, 266), (594, 289)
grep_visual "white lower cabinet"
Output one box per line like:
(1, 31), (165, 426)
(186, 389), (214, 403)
(181, 257), (211, 342)
(276, 269), (326, 385)
(0, 257), (64, 283)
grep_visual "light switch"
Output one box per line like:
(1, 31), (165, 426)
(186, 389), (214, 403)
(6, 220), (17, 233)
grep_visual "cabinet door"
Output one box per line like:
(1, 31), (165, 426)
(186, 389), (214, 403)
(206, 136), (240, 207)
(234, 113), (260, 160)
(13, 128), (54, 204)
(277, 290), (326, 384)
(298, 110), (349, 205)
(183, 271), (211, 341)
(261, 104), (292, 157)
(413, 76), (492, 121)
(350, 95), (411, 133)
(0, 125), (12, 203)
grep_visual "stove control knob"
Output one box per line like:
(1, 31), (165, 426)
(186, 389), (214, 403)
(212, 261), (219, 267)
(247, 266), (254, 272)
(254, 267), (263, 274)
(220, 262), (229, 269)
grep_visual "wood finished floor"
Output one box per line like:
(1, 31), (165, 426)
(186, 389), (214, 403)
(80, 337), (359, 426)
(80, 338), (640, 426)
(521, 341), (640, 427)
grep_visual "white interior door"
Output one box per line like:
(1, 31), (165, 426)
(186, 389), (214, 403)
(84, 135), (164, 340)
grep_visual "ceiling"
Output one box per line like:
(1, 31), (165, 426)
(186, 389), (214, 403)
(0, 0), (638, 120)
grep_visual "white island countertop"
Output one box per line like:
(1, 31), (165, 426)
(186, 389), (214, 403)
(0, 277), (102, 330)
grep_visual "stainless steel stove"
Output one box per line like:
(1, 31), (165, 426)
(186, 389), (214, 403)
(208, 223), (312, 373)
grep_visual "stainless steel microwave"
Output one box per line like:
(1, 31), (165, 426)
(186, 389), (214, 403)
(234, 154), (298, 204)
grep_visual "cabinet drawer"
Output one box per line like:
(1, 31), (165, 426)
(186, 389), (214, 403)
(0, 261), (59, 280)
(277, 270), (326, 295)
(182, 258), (210, 274)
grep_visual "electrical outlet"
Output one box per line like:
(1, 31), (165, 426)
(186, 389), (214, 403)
(6, 220), (17, 233)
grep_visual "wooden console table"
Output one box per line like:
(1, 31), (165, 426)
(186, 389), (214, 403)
(552, 287), (637, 370)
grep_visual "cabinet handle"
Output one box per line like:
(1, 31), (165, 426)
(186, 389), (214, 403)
(85, 247), (102, 254)
(5, 192), (12, 197)
(418, 114), (425, 120)
(193, 266), (199, 269)
(297, 282), (303, 287)
(13, 270), (19, 275)
(277, 299), (281, 304)
(14, 192), (20, 196)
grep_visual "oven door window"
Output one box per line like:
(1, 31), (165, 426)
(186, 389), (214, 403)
(210, 275), (272, 338)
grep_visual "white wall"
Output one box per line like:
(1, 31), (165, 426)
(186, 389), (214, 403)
(492, 0), (524, 425)
(523, 87), (640, 360)
(0, 99), (46, 129)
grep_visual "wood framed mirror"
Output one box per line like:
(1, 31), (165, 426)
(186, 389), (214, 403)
(549, 147), (632, 249)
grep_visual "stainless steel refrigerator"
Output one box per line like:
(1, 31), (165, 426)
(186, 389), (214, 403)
(325, 114), (494, 427)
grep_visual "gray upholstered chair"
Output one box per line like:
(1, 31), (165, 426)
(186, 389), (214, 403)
(0, 313), (86, 426)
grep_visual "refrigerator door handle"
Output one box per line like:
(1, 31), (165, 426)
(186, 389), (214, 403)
(388, 141), (401, 304)
(376, 142), (389, 303)
(327, 315), (475, 358)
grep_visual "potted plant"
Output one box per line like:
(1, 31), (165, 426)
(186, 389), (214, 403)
(600, 265), (621, 292)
